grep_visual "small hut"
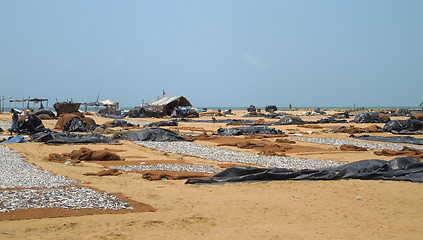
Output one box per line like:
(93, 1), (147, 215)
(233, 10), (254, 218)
(82, 99), (119, 114)
(144, 96), (192, 117)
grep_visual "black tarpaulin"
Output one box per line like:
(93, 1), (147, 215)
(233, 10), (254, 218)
(126, 108), (147, 118)
(19, 114), (49, 134)
(111, 120), (134, 127)
(351, 112), (386, 123)
(100, 114), (124, 119)
(217, 126), (283, 136)
(383, 119), (423, 133)
(122, 128), (189, 141)
(185, 157), (423, 184)
(147, 120), (178, 127)
(63, 117), (87, 132)
(30, 131), (119, 144)
(179, 118), (256, 125)
(350, 134), (423, 145)
(265, 105), (277, 112)
(242, 113), (266, 118)
(272, 116), (305, 125)
(316, 117), (347, 124)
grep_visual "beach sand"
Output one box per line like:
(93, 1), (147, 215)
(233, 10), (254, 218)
(0, 110), (423, 239)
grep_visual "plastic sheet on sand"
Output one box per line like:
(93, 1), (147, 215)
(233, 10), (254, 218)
(2, 135), (28, 143)
(383, 119), (423, 134)
(217, 126), (283, 136)
(350, 135), (423, 145)
(30, 131), (119, 144)
(120, 128), (189, 142)
(186, 157), (423, 184)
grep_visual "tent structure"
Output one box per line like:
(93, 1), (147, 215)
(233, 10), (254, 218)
(82, 99), (119, 114)
(144, 96), (192, 117)
(10, 97), (48, 110)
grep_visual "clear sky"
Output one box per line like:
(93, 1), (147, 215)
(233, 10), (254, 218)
(1, 0), (422, 108)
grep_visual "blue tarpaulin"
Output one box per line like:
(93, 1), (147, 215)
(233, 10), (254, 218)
(3, 135), (28, 143)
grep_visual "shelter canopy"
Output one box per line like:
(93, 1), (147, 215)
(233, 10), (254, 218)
(83, 99), (118, 107)
(147, 96), (191, 107)
(144, 96), (192, 117)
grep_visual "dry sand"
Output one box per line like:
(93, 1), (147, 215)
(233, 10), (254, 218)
(1, 110), (423, 239)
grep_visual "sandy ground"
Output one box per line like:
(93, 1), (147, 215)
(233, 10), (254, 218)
(1, 109), (423, 239)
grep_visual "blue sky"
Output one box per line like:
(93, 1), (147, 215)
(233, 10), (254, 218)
(1, 0), (422, 108)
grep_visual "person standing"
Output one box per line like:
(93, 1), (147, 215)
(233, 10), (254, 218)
(10, 109), (19, 135)
(289, 103), (292, 110)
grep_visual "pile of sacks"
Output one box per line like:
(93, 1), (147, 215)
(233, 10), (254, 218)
(48, 147), (123, 163)
(54, 113), (97, 132)
(382, 113), (423, 134)
(351, 112), (390, 123)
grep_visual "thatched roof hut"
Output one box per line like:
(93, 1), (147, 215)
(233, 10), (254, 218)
(144, 96), (192, 116)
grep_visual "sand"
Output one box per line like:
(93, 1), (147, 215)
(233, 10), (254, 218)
(1, 110), (423, 239)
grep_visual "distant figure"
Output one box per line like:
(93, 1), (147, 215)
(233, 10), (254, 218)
(10, 109), (19, 135)
(289, 103), (292, 110)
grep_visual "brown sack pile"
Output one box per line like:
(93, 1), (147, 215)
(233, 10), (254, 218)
(83, 169), (122, 176)
(217, 140), (291, 155)
(48, 147), (123, 163)
(412, 113), (423, 121)
(340, 144), (368, 151)
(335, 125), (382, 134)
(378, 113), (391, 122)
(374, 146), (423, 159)
(54, 113), (96, 131)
